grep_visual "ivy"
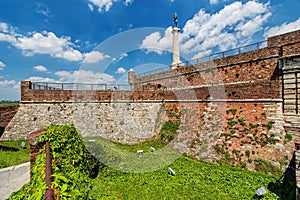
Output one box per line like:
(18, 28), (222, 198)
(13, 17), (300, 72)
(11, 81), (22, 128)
(9, 125), (99, 199)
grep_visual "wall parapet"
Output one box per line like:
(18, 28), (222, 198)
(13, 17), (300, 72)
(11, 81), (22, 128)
(129, 30), (300, 89)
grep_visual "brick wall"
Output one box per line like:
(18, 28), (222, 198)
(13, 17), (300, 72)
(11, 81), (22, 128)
(0, 105), (19, 136)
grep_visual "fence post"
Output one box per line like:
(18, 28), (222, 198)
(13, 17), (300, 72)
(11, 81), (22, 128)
(45, 141), (54, 200)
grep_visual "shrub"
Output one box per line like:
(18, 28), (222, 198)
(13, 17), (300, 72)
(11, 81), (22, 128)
(9, 125), (99, 200)
(159, 120), (180, 143)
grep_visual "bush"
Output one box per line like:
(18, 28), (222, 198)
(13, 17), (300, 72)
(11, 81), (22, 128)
(9, 124), (99, 200)
(159, 120), (180, 143)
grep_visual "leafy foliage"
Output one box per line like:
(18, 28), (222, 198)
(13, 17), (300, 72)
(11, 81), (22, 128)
(9, 125), (99, 199)
(159, 120), (180, 143)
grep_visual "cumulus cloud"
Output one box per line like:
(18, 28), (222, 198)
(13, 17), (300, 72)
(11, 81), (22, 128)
(0, 80), (17, 87)
(140, 1), (271, 59)
(33, 65), (47, 72)
(0, 32), (17, 43)
(84, 51), (110, 63)
(0, 24), (110, 63)
(124, 0), (134, 6)
(26, 76), (57, 83)
(14, 31), (83, 61)
(0, 80), (20, 100)
(265, 18), (300, 37)
(115, 67), (126, 74)
(0, 22), (9, 33)
(88, 0), (116, 12)
(140, 26), (173, 54)
(55, 70), (115, 84)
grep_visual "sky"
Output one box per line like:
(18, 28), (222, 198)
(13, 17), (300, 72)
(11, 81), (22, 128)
(0, 0), (300, 100)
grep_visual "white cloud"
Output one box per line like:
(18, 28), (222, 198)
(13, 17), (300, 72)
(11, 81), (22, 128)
(116, 67), (126, 74)
(141, 1), (271, 59)
(124, 0), (134, 6)
(0, 26), (107, 62)
(14, 31), (83, 61)
(55, 70), (115, 84)
(0, 32), (17, 43)
(140, 26), (173, 54)
(84, 51), (110, 63)
(88, 3), (94, 11)
(0, 80), (20, 100)
(26, 76), (57, 83)
(0, 22), (9, 33)
(112, 53), (128, 62)
(265, 18), (300, 37)
(33, 65), (47, 72)
(88, 0), (116, 12)
(210, 0), (218, 4)
(0, 80), (16, 87)
(209, 0), (227, 5)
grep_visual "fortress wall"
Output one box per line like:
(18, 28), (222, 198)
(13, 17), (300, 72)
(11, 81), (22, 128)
(1, 102), (162, 144)
(2, 30), (300, 171)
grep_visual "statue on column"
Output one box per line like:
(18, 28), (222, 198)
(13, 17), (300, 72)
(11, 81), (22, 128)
(173, 13), (178, 28)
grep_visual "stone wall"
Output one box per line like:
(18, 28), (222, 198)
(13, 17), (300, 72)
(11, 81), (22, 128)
(2, 102), (162, 145)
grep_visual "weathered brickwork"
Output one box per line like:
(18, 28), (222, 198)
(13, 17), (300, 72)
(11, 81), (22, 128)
(0, 105), (19, 128)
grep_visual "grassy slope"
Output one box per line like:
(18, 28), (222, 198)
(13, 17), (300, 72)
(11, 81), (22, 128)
(7, 125), (293, 199)
(0, 140), (30, 168)
(86, 138), (290, 199)
(92, 156), (283, 199)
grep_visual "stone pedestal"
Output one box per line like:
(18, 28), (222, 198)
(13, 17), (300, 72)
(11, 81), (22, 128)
(171, 27), (183, 69)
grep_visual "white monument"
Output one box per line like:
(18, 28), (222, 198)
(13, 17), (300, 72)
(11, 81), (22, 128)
(170, 13), (183, 69)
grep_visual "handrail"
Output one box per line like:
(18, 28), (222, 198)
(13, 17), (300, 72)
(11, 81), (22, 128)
(31, 82), (131, 91)
(45, 141), (54, 200)
(136, 40), (267, 77)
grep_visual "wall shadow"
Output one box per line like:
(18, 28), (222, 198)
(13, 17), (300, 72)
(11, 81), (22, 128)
(0, 126), (4, 137)
(0, 144), (19, 151)
(266, 154), (296, 200)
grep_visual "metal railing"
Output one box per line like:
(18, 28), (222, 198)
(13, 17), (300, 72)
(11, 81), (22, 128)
(45, 141), (54, 200)
(31, 82), (131, 91)
(137, 40), (267, 77)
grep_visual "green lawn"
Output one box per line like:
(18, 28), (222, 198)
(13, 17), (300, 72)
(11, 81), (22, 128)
(91, 156), (291, 200)
(0, 140), (30, 168)
(9, 125), (294, 199)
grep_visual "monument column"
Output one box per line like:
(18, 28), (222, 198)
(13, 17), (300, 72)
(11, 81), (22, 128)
(170, 13), (183, 69)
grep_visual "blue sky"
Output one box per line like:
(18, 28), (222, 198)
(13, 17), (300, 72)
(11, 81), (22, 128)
(0, 0), (300, 100)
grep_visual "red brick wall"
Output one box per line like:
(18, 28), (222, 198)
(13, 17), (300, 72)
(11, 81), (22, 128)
(0, 105), (19, 128)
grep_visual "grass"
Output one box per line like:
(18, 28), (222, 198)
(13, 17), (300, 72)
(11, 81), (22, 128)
(86, 137), (292, 199)
(91, 156), (285, 199)
(0, 140), (30, 168)
(0, 103), (19, 107)
(9, 124), (294, 199)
